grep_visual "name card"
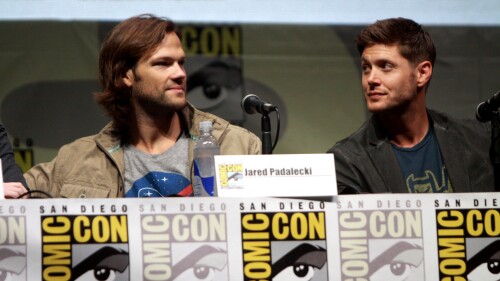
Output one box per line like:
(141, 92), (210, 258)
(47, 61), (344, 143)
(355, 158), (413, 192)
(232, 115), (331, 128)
(214, 154), (337, 198)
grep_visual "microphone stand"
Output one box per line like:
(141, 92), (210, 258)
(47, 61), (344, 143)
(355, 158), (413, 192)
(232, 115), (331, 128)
(261, 112), (272, 154)
(490, 110), (500, 191)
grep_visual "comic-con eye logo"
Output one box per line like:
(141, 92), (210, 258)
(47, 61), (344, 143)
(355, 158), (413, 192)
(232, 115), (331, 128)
(369, 241), (424, 281)
(141, 213), (228, 281)
(272, 243), (327, 281)
(437, 209), (500, 280)
(467, 240), (500, 281)
(41, 215), (129, 280)
(171, 245), (227, 281)
(241, 212), (327, 280)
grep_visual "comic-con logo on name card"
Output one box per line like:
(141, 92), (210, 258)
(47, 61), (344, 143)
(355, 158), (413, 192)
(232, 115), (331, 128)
(41, 214), (130, 281)
(338, 210), (424, 281)
(241, 211), (328, 280)
(436, 208), (500, 281)
(141, 213), (228, 281)
(218, 163), (244, 189)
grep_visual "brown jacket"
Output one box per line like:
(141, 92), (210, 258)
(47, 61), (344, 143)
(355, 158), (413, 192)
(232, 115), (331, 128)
(24, 104), (261, 198)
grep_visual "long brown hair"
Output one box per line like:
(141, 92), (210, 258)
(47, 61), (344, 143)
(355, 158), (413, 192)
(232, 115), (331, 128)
(95, 14), (178, 139)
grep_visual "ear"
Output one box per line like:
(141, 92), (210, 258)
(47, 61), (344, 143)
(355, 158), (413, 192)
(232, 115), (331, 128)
(122, 68), (134, 87)
(416, 61), (432, 88)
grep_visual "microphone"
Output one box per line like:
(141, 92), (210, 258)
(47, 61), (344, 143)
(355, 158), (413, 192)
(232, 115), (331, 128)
(476, 91), (500, 122)
(241, 94), (277, 115)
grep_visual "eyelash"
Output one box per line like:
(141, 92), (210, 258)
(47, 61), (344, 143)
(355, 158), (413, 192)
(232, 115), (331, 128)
(154, 61), (172, 66)
(382, 63), (393, 69)
(154, 60), (185, 67)
(361, 63), (393, 74)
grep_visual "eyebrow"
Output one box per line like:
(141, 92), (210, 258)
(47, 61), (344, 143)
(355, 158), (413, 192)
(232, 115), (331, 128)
(148, 55), (186, 62)
(171, 245), (227, 279)
(271, 243), (327, 278)
(369, 241), (423, 276)
(72, 246), (129, 278)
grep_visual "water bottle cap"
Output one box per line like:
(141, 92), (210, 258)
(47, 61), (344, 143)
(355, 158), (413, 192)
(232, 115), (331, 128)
(199, 121), (213, 132)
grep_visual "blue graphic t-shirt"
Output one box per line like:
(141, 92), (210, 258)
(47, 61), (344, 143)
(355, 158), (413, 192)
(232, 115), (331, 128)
(123, 134), (192, 197)
(392, 127), (453, 193)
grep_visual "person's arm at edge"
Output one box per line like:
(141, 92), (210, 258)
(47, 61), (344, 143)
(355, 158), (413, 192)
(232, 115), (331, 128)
(0, 124), (30, 198)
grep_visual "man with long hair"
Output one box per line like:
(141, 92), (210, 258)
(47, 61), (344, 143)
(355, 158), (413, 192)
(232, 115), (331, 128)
(24, 14), (261, 198)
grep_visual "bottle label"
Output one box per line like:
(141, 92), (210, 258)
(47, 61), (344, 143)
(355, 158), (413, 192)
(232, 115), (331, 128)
(193, 161), (215, 197)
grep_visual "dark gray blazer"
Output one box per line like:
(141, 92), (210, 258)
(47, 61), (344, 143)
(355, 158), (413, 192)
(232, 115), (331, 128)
(328, 109), (495, 194)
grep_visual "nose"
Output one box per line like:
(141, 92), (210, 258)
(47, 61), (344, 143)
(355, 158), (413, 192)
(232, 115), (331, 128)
(365, 69), (380, 88)
(173, 62), (186, 80)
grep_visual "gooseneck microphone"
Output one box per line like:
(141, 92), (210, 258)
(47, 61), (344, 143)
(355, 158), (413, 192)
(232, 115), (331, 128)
(476, 91), (500, 122)
(241, 94), (277, 115)
(241, 94), (280, 154)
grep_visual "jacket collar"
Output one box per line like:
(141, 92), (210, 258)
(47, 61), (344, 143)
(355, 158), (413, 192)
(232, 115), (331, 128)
(95, 102), (231, 146)
(93, 102), (232, 185)
(365, 116), (407, 192)
(183, 102), (230, 142)
(96, 122), (122, 153)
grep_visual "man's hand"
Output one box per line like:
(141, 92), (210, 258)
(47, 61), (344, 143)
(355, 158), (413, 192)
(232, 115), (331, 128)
(3, 182), (28, 199)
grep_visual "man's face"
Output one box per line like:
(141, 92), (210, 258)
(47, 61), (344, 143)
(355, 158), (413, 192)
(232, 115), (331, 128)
(124, 32), (187, 113)
(360, 44), (418, 114)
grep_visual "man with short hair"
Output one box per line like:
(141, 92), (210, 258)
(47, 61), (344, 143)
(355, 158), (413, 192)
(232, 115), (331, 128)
(328, 17), (494, 194)
(24, 14), (261, 198)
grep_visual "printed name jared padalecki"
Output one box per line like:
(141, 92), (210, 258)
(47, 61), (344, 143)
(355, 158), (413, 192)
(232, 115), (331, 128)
(245, 167), (313, 176)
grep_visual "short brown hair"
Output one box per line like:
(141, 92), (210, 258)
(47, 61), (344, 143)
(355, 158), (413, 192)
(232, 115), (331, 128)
(95, 14), (178, 139)
(356, 17), (436, 67)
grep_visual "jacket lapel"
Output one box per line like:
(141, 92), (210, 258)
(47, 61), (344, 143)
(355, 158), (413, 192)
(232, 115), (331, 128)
(431, 111), (470, 192)
(367, 118), (408, 193)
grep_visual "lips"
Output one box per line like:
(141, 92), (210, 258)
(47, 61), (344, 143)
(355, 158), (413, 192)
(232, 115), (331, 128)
(167, 86), (185, 93)
(367, 92), (385, 99)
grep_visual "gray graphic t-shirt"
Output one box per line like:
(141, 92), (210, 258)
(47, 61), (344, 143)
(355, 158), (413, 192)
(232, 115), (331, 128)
(123, 134), (192, 197)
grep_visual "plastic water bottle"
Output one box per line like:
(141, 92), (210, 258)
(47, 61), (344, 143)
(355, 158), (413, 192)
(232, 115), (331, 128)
(193, 121), (220, 197)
